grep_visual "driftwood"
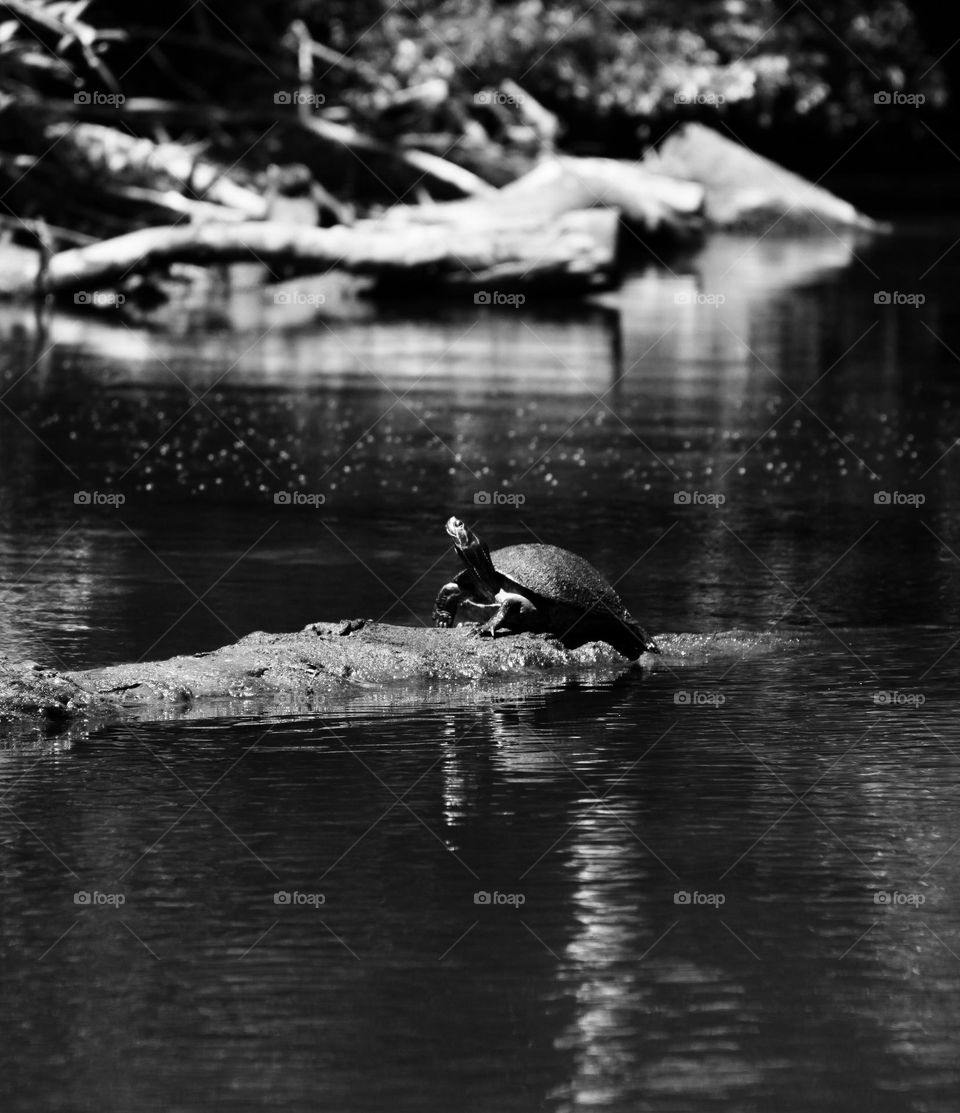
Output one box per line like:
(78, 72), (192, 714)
(299, 116), (496, 199)
(643, 122), (881, 232)
(383, 156), (704, 238)
(0, 620), (789, 738)
(23, 208), (618, 295)
(41, 99), (497, 204)
(499, 80), (560, 149)
(105, 184), (252, 223)
(0, 620), (647, 734)
(43, 122), (269, 219)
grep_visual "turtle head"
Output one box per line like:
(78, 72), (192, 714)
(445, 516), (500, 598)
(445, 516), (472, 548)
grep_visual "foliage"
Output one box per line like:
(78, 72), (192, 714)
(0, 0), (122, 105)
(324, 0), (946, 135)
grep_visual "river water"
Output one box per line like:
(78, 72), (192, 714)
(1, 225), (959, 1111)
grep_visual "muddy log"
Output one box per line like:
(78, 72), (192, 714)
(0, 620), (789, 737)
(0, 620), (654, 733)
(23, 209), (618, 295)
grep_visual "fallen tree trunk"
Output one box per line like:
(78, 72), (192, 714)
(642, 122), (882, 232)
(299, 116), (497, 199)
(0, 620), (787, 738)
(43, 122), (269, 219)
(383, 155), (704, 238)
(26, 209), (618, 295)
(0, 620), (644, 733)
(38, 100), (498, 203)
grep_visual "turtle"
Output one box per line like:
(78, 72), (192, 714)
(433, 516), (659, 659)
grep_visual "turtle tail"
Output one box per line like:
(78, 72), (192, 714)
(609, 613), (660, 659)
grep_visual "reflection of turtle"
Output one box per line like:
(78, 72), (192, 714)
(433, 517), (659, 660)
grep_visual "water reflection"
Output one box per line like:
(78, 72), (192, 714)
(4, 229), (960, 668)
(4, 640), (960, 1112)
(3, 226), (960, 1110)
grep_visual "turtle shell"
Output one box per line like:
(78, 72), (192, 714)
(489, 543), (628, 618)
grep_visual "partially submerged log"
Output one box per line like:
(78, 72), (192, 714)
(0, 620), (789, 737)
(23, 209), (618, 296)
(0, 620), (645, 733)
(642, 122), (881, 232)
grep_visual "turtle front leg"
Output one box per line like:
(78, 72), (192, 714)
(433, 582), (464, 627)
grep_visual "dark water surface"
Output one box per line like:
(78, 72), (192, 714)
(2, 225), (960, 1110)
